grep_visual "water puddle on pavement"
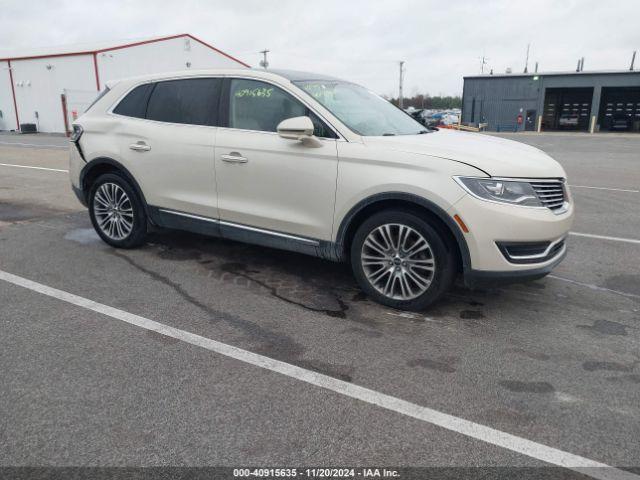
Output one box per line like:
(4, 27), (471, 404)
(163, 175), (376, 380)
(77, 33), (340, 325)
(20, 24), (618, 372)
(64, 228), (101, 245)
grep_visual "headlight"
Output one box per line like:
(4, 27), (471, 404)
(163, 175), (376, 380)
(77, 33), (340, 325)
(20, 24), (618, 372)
(454, 176), (542, 207)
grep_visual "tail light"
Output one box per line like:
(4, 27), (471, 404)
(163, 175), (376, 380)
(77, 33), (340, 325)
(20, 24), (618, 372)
(70, 124), (83, 143)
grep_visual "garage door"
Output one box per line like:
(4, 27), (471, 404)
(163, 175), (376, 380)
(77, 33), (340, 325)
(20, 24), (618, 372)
(542, 87), (593, 131)
(598, 87), (640, 133)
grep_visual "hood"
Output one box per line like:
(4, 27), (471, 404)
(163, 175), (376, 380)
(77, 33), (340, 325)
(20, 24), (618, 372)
(363, 130), (566, 178)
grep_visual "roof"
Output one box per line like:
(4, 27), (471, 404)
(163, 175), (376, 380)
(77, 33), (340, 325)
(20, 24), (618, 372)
(464, 69), (640, 79)
(0, 33), (249, 67)
(102, 68), (342, 89)
(267, 69), (346, 82)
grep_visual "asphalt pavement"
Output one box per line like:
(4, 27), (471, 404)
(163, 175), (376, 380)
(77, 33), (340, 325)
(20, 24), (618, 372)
(0, 132), (638, 479)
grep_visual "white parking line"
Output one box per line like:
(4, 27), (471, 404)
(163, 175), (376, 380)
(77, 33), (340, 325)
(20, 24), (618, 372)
(569, 185), (639, 193)
(0, 163), (68, 173)
(0, 141), (68, 149)
(548, 275), (640, 300)
(570, 232), (640, 245)
(0, 269), (636, 480)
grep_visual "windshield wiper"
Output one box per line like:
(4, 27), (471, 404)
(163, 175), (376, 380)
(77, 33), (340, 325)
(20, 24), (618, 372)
(382, 133), (396, 136)
(417, 130), (429, 134)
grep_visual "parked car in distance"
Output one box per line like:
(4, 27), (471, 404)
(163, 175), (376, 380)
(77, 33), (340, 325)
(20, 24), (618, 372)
(558, 114), (579, 128)
(69, 69), (574, 310)
(609, 113), (631, 131)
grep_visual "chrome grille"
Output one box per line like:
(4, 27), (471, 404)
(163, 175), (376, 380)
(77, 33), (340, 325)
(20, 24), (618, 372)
(530, 180), (567, 211)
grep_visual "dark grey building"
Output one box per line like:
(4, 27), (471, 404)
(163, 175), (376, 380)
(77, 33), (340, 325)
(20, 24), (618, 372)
(462, 70), (640, 133)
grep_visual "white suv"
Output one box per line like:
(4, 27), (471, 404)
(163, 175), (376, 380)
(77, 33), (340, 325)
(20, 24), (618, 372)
(69, 69), (574, 310)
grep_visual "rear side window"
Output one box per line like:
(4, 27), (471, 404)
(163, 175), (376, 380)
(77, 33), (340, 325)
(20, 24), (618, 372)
(113, 84), (153, 118)
(146, 78), (221, 126)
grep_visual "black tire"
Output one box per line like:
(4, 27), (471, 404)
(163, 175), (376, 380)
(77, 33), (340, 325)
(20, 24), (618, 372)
(350, 210), (457, 311)
(88, 173), (147, 248)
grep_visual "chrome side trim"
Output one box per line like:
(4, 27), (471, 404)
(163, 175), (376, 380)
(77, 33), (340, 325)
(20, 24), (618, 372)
(157, 208), (320, 246)
(158, 208), (218, 223)
(218, 220), (320, 246)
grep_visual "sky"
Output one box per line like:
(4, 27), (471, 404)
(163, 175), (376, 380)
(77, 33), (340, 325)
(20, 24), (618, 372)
(1, 0), (638, 97)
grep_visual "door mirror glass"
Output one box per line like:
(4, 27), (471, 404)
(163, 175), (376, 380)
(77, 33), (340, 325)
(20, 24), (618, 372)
(277, 116), (315, 140)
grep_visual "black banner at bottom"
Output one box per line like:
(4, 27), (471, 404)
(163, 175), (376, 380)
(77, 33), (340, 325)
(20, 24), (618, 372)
(0, 467), (638, 480)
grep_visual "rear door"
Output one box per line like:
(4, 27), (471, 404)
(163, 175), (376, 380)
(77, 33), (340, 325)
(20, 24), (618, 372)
(214, 78), (339, 241)
(111, 77), (221, 218)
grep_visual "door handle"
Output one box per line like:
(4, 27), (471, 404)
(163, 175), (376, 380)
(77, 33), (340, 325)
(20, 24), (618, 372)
(221, 152), (248, 163)
(129, 141), (151, 152)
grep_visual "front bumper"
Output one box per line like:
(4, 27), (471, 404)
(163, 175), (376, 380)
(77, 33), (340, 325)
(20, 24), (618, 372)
(464, 247), (566, 288)
(448, 193), (574, 286)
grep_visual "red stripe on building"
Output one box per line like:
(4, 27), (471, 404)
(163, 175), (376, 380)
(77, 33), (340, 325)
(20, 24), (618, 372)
(0, 33), (250, 68)
(7, 60), (20, 130)
(92, 52), (100, 90)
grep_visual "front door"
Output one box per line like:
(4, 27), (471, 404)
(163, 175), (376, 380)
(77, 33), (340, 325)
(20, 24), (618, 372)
(214, 78), (338, 241)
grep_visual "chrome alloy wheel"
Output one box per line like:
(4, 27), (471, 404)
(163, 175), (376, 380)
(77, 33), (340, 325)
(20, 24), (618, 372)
(93, 183), (134, 241)
(360, 223), (436, 300)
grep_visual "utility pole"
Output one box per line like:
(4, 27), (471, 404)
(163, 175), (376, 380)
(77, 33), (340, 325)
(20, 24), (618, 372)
(524, 44), (530, 73)
(480, 56), (489, 74)
(259, 49), (270, 69)
(398, 61), (405, 109)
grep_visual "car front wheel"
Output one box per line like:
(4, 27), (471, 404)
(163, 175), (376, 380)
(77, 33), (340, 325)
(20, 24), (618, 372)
(350, 210), (457, 311)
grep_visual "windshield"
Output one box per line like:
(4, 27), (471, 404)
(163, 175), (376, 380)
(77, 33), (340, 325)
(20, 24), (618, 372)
(294, 80), (428, 136)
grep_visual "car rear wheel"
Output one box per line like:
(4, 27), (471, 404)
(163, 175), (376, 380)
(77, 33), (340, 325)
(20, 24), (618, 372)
(350, 210), (457, 311)
(89, 173), (147, 248)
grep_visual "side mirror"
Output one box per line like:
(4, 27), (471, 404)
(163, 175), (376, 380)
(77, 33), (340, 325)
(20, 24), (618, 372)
(277, 116), (314, 141)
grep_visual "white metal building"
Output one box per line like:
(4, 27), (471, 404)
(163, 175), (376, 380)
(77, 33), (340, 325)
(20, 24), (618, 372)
(0, 33), (249, 133)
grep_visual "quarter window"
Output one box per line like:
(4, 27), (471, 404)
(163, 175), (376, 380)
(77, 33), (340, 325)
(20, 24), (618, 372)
(113, 84), (153, 119)
(146, 78), (221, 126)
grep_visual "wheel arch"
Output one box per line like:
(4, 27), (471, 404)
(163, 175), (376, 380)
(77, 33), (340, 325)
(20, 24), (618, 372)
(335, 192), (471, 272)
(79, 157), (149, 213)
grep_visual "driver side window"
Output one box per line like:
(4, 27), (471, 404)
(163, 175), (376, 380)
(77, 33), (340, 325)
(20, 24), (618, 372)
(228, 79), (336, 138)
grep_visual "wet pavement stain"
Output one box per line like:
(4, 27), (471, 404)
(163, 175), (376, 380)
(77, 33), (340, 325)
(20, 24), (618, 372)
(460, 310), (484, 319)
(468, 299), (484, 307)
(407, 356), (458, 373)
(607, 374), (640, 384)
(603, 274), (640, 297)
(351, 291), (369, 302)
(111, 250), (310, 363)
(577, 319), (629, 336)
(583, 361), (635, 372)
(219, 262), (349, 319)
(0, 200), (69, 222)
(499, 380), (555, 393)
(502, 347), (550, 361)
(64, 228), (101, 245)
(157, 247), (202, 261)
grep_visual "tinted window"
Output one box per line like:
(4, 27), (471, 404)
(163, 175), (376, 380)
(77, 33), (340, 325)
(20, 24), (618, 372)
(146, 78), (221, 126)
(113, 84), (153, 118)
(229, 79), (307, 133)
(309, 111), (337, 139)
